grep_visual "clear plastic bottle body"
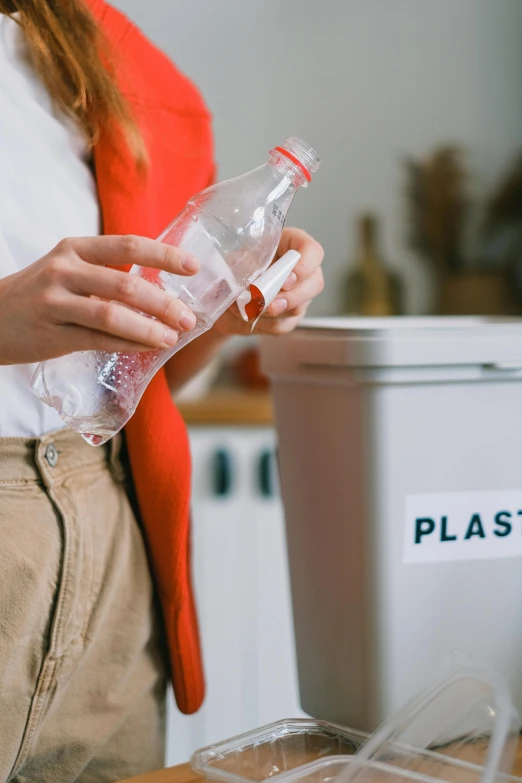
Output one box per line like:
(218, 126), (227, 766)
(31, 138), (320, 444)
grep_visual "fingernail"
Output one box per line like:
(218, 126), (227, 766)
(179, 309), (197, 330)
(181, 254), (200, 273)
(271, 298), (288, 316)
(163, 328), (179, 347)
(282, 272), (298, 290)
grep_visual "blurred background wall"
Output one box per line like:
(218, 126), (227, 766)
(112, 0), (522, 315)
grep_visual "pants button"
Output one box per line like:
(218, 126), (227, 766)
(45, 443), (59, 468)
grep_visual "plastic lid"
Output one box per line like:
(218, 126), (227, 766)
(334, 652), (520, 783)
(237, 250), (301, 328)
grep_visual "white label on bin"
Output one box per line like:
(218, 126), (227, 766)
(404, 491), (522, 563)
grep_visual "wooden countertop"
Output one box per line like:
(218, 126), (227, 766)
(120, 762), (198, 783)
(120, 737), (522, 783)
(177, 389), (273, 426)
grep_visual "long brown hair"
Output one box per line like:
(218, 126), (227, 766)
(0, 0), (147, 165)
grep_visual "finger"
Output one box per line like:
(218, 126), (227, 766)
(269, 303), (308, 320)
(281, 271), (298, 291)
(277, 228), (324, 287)
(266, 268), (324, 316)
(276, 226), (312, 256)
(58, 235), (200, 275)
(253, 313), (303, 335)
(57, 324), (164, 354)
(53, 292), (179, 349)
(257, 304), (308, 327)
(69, 263), (197, 332)
(289, 240), (324, 286)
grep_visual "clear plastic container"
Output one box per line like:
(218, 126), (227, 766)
(335, 653), (520, 783)
(191, 654), (522, 783)
(190, 719), (364, 782)
(30, 137), (320, 445)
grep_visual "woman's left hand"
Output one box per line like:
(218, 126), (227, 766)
(214, 227), (324, 336)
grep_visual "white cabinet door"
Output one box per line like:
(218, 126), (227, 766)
(166, 426), (306, 767)
(251, 436), (307, 725)
(167, 428), (259, 765)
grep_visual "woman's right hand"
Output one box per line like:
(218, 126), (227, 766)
(0, 235), (200, 365)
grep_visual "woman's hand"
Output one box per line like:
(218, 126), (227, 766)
(214, 227), (324, 336)
(0, 235), (200, 365)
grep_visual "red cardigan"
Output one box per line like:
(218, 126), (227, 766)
(86, 0), (215, 714)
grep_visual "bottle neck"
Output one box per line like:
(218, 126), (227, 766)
(256, 159), (301, 231)
(268, 150), (309, 190)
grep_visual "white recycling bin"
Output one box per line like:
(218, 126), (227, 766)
(260, 316), (522, 733)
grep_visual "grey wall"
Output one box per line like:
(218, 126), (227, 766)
(112, 0), (522, 314)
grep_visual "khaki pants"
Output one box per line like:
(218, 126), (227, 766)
(0, 429), (167, 783)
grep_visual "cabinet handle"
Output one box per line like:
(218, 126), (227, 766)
(259, 450), (274, 498)
(213, 449), (233, 497)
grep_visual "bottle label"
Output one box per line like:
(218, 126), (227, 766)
(403, 490), (522, 563)
(271, 203), (285, 225)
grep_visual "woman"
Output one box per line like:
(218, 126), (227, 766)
(0, 1), (324, 781)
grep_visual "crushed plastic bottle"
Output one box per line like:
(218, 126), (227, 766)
(31, 137), (320, 445)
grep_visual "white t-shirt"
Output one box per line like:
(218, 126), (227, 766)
(0, 14), (100, 437)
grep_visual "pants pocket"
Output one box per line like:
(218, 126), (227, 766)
(0, 482), (62, 782)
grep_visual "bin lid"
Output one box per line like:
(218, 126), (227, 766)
(261, 317), (522, 370)
(333, 652), (520, 783)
